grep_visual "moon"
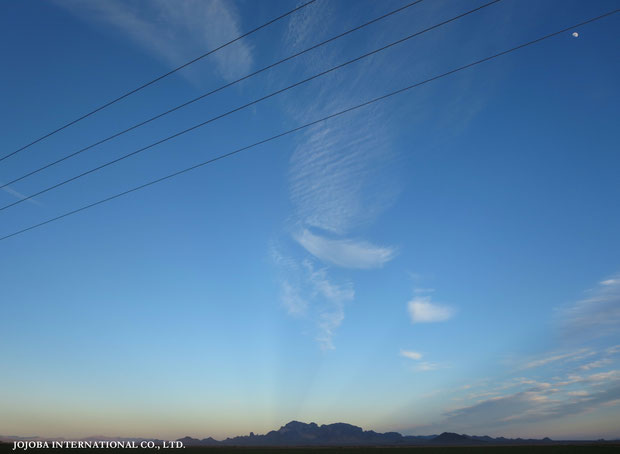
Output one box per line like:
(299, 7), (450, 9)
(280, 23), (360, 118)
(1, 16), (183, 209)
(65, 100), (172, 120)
(572, 32), (579, 38)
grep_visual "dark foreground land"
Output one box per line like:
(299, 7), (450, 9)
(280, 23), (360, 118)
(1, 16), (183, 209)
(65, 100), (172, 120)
(185, 445), (618, 453)
(187, 445), (619, 453)
(3, 444), (620, 453)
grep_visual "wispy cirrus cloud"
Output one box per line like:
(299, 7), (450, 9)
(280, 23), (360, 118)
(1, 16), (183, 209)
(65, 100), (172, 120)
(414, 360), (620, 434)
(579, 359), (612, 371)
(280, 280), (307, 317)
(559, 273), (620, 340)
(55, 0), (253, 83)
(407, 296), (455, 323)
(273, 2), (405, 348)
(522, 348), (594, 370)
(287, 112), (399, 236)
(440, 377), (620, 430)
(294, 229), (396, 269)
(601, 278), (620, 286)
(305, 260), (354, 350)
(272, 245), (353, 350)
(607, 345), (620, 355)
(307, 262), (354, 303)
(282, 1), (403, 238)
(460, 345), (620, 399)
(417, 361), (441, 372)
(412, 276), (620, 435)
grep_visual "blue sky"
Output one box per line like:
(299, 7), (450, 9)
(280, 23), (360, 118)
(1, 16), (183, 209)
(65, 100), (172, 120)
(1, 0), (619, 441)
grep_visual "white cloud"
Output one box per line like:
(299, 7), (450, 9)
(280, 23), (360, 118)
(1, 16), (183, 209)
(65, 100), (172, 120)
(295, 229), (396, 269)
(400, 349), (423, 361)
(607, 345), (620, 355)
(579, 359), (612, 371)
(567, 390), (589, 397)
(407, 296), (455, 323)
(55, 0), (253, 83)
(585, 370), (620, 384)
(601, 279), (619, 286)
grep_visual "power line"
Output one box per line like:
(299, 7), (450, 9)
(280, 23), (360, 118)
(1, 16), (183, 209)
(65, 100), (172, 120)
(1, 9), (616, 243)
(0, 0), (503, 212)
(0, 0), (425, 191)
(0, 0), (317, 164)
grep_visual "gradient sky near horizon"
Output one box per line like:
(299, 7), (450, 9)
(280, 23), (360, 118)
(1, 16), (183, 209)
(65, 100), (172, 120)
(1, 0), (619, 442)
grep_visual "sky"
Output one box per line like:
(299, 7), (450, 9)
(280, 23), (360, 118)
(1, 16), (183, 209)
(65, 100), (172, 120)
(1, 0), (619, 442)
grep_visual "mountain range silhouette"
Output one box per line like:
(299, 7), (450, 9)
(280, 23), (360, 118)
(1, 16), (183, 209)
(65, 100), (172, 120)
(176, 421), (556, 446)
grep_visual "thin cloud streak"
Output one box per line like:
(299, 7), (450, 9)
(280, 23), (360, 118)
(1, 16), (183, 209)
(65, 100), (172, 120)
(560, 273), (620, 340)
(295, 229), (396, 269)
(1, 184), (42, 206)
(522, 349), (593, 370)
(417, 362), (441, 371)
(400, 350), (423, 361)
(601, 279), (619, 286)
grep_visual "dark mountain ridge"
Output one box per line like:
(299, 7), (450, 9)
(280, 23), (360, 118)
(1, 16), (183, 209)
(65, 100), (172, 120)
(6, 422), (605, 447)
(176, 421), (557, 446)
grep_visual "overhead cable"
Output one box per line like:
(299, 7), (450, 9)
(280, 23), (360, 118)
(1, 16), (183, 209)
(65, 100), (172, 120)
(1, 8), (616, 243)
(0, 0), (318, 163)
(0, 0), (425, 191)
(0, 0), (502, 212)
